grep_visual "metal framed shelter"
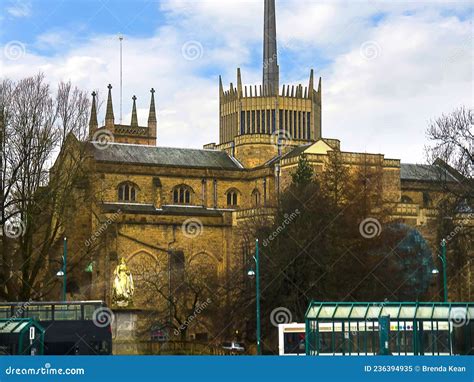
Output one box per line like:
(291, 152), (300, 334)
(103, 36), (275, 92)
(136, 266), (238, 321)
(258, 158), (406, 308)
(305, 302), (473, 356)
(0, 318), (45, 355)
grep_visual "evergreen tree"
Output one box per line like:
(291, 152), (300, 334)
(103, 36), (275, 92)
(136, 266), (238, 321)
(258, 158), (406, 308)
(291, 153), (314, 186)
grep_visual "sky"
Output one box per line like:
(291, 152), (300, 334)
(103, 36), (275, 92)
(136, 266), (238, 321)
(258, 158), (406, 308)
(0, 0), (472, 163)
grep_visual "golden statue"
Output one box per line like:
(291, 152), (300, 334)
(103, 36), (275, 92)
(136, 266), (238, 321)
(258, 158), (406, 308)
(112, 257), (134, 307)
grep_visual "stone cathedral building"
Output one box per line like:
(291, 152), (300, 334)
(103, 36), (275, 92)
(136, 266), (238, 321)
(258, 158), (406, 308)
(53, 0), (470, 344)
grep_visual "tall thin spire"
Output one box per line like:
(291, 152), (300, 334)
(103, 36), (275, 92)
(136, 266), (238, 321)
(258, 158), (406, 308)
(263, 0), (279, 96)
(89, 91), (98, 132)
(237, 68), (243, 98)
(219, 75), (224, 98)
(131, 95), (138, 127)
(148, 88), (156, 124)
(148, 88), (157, 145)
(308, 69), (314, 96)
(105, 84), (114, 127)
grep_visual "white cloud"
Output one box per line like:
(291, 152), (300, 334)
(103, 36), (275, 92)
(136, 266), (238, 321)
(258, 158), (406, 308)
(6, 1), (32, 18)
(0, 0), (471, 163)
(322, 9), (472, 161)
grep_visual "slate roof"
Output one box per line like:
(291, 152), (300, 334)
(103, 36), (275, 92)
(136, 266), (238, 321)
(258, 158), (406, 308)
(90, 143), (242, 170)
(400, 163), (458, 182)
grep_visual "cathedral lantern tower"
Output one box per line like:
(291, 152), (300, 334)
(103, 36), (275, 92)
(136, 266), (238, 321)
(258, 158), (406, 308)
(216, 0), (322, 168)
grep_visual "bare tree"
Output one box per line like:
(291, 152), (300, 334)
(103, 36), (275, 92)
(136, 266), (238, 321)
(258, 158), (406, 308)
(426, 106), (473, 179)
(0, 74), (90, 301)
(132, 252), (221, 343)
(425, 106), (473, 301)
(56, 81), (90, 144)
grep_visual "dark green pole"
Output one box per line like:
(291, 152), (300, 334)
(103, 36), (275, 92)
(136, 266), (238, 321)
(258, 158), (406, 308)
(255, 238), (261, 355)
(63, 237), (67, 302)
(378, 316), (391, 355)
(441, 239), (448, 302)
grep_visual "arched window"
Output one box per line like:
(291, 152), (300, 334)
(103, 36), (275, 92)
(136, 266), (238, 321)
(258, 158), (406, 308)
(252, 189), (261, 207)
(118, 182), (139, 202)
(401, 195), (413, 204)
(226, 189), (239, 207)
(173, 185), (192, 205)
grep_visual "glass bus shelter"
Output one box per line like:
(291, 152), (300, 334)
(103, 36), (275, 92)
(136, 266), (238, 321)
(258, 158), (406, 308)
(305, 302), (473, 356)
(0, 318), (45, 355)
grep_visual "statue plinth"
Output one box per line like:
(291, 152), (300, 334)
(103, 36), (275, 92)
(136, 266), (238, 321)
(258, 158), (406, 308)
(111, 308), (143, 355)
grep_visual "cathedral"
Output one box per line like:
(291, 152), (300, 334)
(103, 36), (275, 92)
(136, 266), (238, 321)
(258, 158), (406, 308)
(54, 0), (469, 346)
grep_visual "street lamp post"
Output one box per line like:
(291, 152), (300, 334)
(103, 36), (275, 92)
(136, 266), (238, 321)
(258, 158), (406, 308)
(255, 238), (261, 355)
(62, 237), (67, 301)
(431, 239), (448, 302)
(247, 238), (261, 355)
(441, 239), (448, 302)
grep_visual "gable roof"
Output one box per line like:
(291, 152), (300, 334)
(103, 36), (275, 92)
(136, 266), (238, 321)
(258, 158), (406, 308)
(400, 163), (459, 182)
(282, 144), (312, 160)
(90, 143), (242, 170)
(282, 140), (334, 161)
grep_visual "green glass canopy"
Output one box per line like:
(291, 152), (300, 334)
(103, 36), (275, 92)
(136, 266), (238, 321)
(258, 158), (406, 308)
(305, 302), (473, 321)
(0, 318), (45, 355)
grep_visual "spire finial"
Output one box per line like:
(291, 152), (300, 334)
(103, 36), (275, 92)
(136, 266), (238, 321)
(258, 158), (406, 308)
(263, 0), (279, 96)
(105, 84), (114, 126)
(131, 95), (138, 127)
(89, 91), (98, 133)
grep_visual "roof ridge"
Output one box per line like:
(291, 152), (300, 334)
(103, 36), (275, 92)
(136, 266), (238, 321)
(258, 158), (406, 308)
(100, 142), (229, 154)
